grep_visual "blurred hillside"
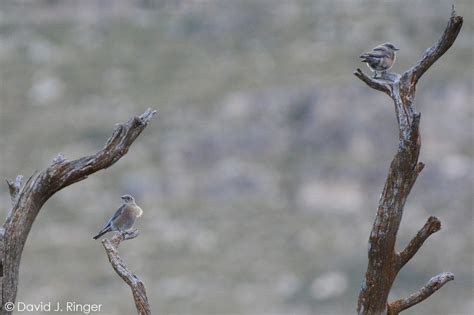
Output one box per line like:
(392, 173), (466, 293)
(0, 1), (473, 314)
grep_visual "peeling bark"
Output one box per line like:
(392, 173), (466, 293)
(355, 7), (461, 315)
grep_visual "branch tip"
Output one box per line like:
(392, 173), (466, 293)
(398, 216), (442, 269)
(404, 5), (463, 83)
(139, 108), (157, 124)
(6, 175), (24, 203)
(426, 216), (441, 231)
(388, 272), (454, 314)
(415, 162), (425, 174)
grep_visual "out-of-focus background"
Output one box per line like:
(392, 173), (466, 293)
(0, 1), (472, 314)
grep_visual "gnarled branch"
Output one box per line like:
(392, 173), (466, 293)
(355, 7), (461, 315)
(102, 232), (151, 315)
(387, 272), (454, 315)
(1, 109), (156, 313)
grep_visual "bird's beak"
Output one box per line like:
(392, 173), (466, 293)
(120, 195), (127, 200)
(394, 47), (400, 51)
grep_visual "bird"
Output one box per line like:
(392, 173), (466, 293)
(360, 43), (399, 78)
(93, 194), (143, 240)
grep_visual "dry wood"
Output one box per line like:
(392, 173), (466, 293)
(354, 7), (462, 315)
(1, 109), (156, 314)
(102, 232), (151, 315)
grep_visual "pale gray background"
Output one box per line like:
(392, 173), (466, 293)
(0, 1), (472, 314)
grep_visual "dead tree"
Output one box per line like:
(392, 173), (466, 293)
(354, 7), (462, 315)
(0, 109), (156, 314)
(102, 232), (151, 315)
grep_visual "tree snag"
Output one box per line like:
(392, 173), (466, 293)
(102, 232), (151, 315)
(1, 109), (156, 314)
(354, 7), (462, 315)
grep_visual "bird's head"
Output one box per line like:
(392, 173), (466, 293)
(121, 194), (135, 203)
(383, 43), (399, 51)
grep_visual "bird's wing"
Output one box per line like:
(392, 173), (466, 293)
(105, 204), (126, 227)
(372, 46), (386, 52)
(360, 46), (389, 59)
(371, 51), (390, 58)
(360, 51), (386, 59)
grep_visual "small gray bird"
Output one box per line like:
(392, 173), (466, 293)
(93, 194), (143, 240)
(360, 43), (399, 78)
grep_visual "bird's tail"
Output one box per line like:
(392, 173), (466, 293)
(93, 226), (111, 240)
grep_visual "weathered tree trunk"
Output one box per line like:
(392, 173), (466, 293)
(0, 109), (156, 314)
(355, 7), (462, 315)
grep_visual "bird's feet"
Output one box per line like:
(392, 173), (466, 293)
(380, 71), (400, 82)
(122, 229), (139, 240)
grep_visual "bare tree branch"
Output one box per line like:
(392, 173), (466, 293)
(1, 109), (156, 313)
(387, 272), (454, 315)
(355, 7), (461, 315)
(354, 68), (392, 95)
(404, 5), (463, 84)
(397, 216), (441, 270)
(102, 233), (151, 315)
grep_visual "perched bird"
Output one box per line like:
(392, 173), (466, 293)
(93, 194), (143, 240)
(360, 43), (399, 78)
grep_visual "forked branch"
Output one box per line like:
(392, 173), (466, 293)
(355, 7), (461, 315)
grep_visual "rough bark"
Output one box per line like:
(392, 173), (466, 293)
(102, 232), (151, 315)
(1, 109), (156, 314)
(355, 7), (462, 315)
